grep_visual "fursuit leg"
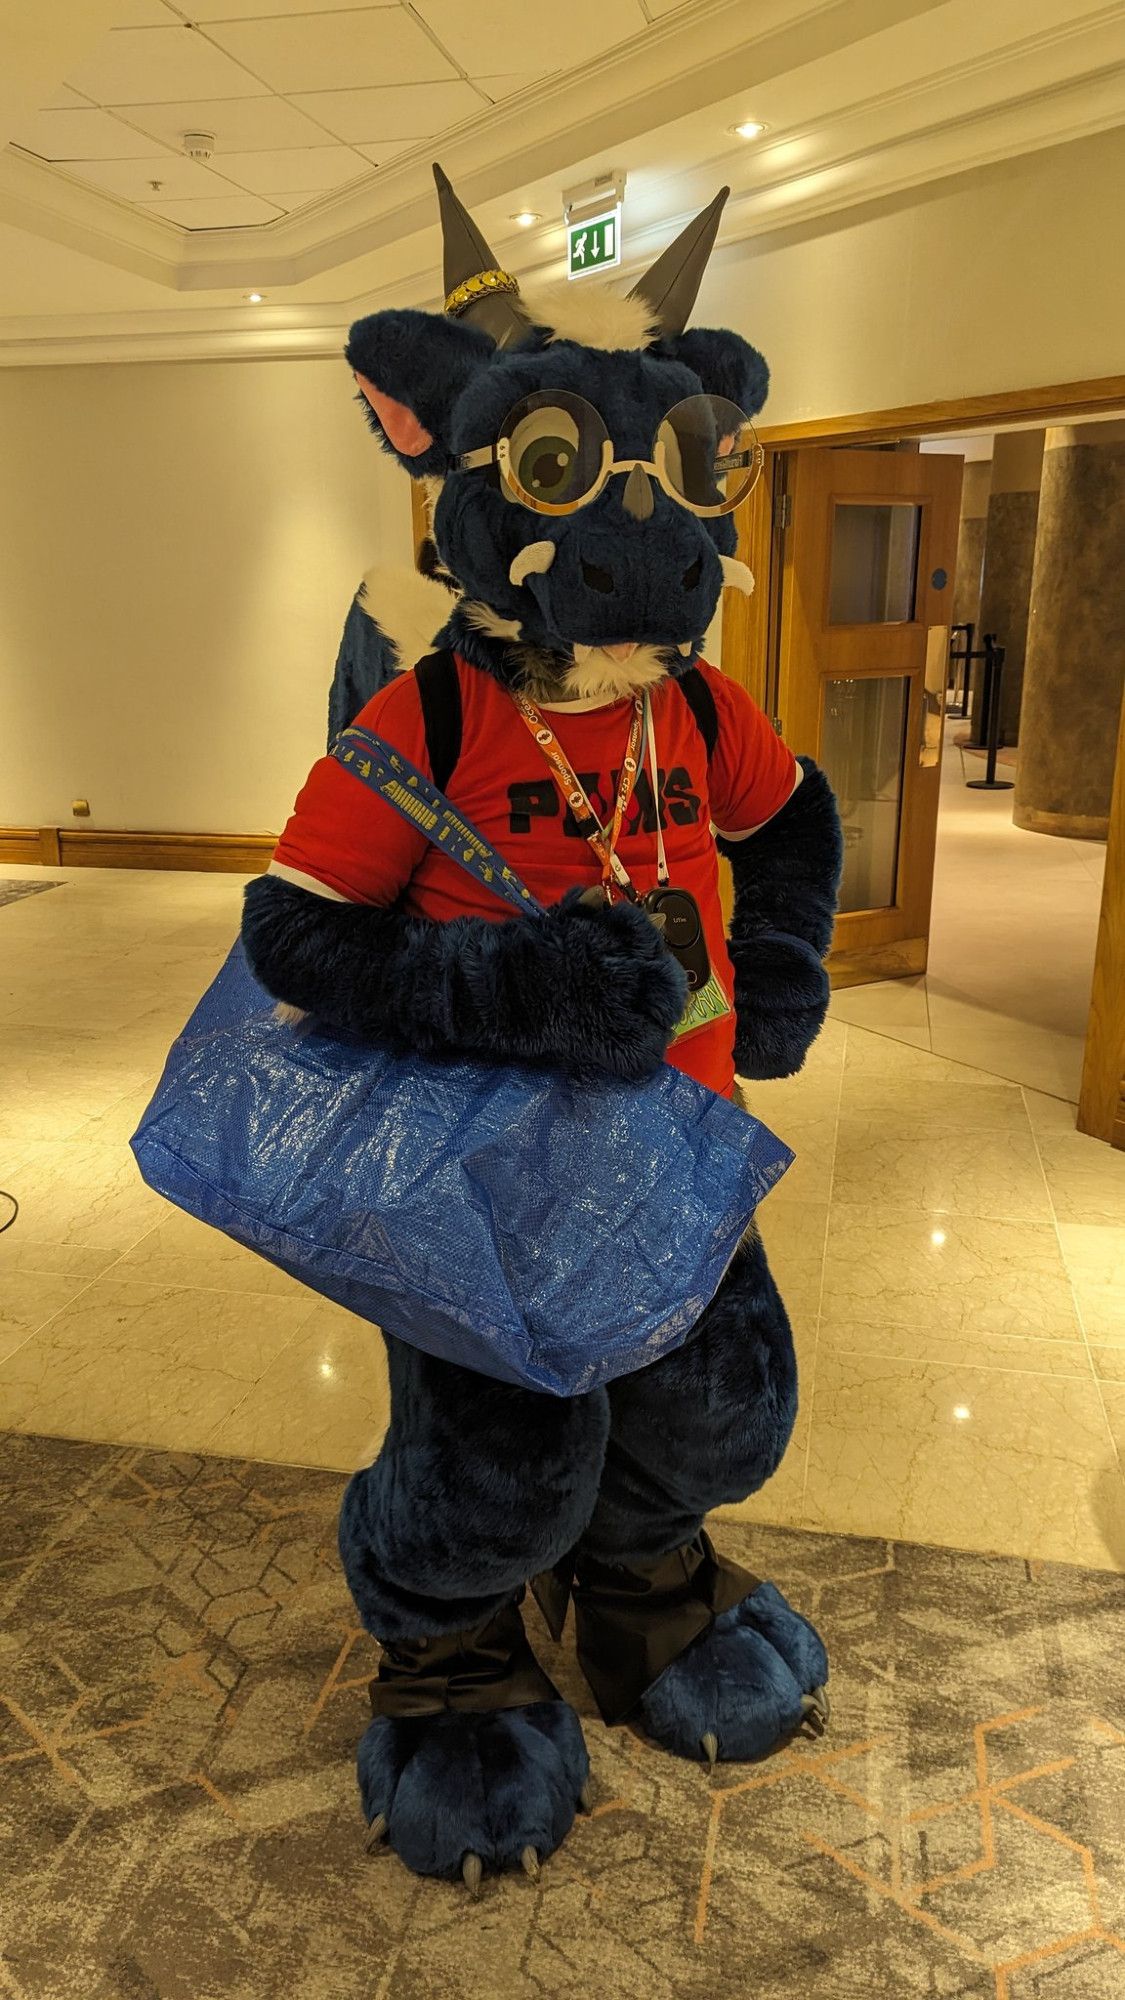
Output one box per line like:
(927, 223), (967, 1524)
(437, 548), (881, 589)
(339, 1334), (608, 1884)
(570, 1231), (830, 1762)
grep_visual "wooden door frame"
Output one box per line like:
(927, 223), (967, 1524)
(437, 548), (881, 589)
(724, 372), (1125, 1148)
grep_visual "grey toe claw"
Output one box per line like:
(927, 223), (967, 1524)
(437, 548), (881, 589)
(521, 1846), (540, 1882)
(701, 1731), (719, 1770)
(364, 1813), (388, 1851)
(462, 1852), (483, 1898)
(578, 1781), (593, 1814)
(800, 1687), (830, 1734)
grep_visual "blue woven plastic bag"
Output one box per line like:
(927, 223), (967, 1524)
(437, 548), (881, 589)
(131, 729), (794, 1395)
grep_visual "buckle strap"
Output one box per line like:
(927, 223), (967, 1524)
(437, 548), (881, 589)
(572, 1531), (759, 1724)
(369, 1596), (560, 1720)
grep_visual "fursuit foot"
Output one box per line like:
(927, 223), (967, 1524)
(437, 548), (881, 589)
(358, 1703), (591, 1886)
(636, 1580), (829, 1765)
(357, 1597), (590, 1885)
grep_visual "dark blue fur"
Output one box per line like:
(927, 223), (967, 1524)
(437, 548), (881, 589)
(582, 1231), (798, 1562)
(327, 589), (400, 745)
(357, 1703), (589, 1879)
(638, 1585), (828, 1761)
(339, 1334), (609, 1640)
(342, 309), (762, 669)
(287, 269), (843, 1873)
(242, 875), (686, 1081)
(719, 757), (844, 1078)
(345, 309), (494, 482)
(660, 326), (770, 415)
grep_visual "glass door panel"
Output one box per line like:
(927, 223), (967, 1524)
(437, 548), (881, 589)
(828, 503), (921, 624)
(820, 676), (910, 912)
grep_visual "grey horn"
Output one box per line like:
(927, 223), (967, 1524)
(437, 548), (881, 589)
(628, 186), (730, 338)
(433, 161), (527, 349)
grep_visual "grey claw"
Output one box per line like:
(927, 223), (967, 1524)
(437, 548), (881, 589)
(800, 1687), (830, 1734)
(364, 1812), (388, 1851)
(521, 1846), (540, 1882)
(701, 1731), (719, 1770)
(578, 1780), (593, 1814)
(462, 1852), (483, 1898)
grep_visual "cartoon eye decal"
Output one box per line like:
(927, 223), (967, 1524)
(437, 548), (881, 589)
(655, 395), (762, 515)
(498, 391), (609, 514)
(510, 407), (580, 500)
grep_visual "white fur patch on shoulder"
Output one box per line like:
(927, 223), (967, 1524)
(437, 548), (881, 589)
(520, 279), (659, 353)
(461, 599), (523, 643)
(357, 562), (455, 671)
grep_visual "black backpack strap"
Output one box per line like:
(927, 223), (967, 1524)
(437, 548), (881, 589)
(413, 648), (463, 793)
(677, 666), (718, 761)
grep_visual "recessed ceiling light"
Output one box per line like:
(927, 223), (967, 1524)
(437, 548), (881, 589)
(732, 120), (767, 140)
(511, 210), (540, 227)
(246, 290), (264, 303)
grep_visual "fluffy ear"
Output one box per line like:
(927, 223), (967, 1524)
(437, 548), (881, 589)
(344, 308), (495, 475)
(666, 327), (770, 418)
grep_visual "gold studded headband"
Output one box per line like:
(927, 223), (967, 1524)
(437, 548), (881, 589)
(444, 268), (520, 318)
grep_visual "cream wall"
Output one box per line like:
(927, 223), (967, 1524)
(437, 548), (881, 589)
(1, 128), (1123, 836)
(0, 357), (411, 834)
(698, 128), (1125, 426)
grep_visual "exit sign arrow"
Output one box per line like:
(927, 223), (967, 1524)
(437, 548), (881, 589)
(567, 204), (622, 280)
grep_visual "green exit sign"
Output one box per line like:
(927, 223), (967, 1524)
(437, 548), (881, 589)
(567, 205), (621, 279)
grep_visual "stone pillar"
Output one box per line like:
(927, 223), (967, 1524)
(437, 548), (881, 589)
(1014, 421), (1125, 839)
(952, 457), (991, 631)
(974, 430), (1043, 744)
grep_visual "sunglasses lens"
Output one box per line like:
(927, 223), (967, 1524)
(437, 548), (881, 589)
(500, 392), (607, 512)
(657, 395), (761, 513)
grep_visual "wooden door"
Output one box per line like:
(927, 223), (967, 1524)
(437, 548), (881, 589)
(776, 447), (964, 986)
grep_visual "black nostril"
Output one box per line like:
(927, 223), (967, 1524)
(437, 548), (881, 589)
(682, 556), (703, 590)
(581, 560), (615, 594)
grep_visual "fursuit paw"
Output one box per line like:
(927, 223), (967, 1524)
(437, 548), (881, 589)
(636, 1581), (829, 1765)
(357, 1701), (591, 1886)
(733, 933), (830, 1079)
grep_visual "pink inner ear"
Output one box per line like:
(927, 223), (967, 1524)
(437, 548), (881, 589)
(354, 373), (434, 456)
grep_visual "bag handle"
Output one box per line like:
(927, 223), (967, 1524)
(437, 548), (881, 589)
(333, 725), (545, 918)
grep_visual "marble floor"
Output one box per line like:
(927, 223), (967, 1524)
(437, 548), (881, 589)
(831, 720), (1108, 1101)
(1, 863), (1123, 1573)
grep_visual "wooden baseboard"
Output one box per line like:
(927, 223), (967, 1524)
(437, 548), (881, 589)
(828, 934), (928, 987)
(0, 827), (275, 873)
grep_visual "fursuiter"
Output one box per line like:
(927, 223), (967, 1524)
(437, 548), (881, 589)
(242, 165), (843, 1891)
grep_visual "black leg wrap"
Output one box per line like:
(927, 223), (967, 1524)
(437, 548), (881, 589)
(369, 1595), (560, 1720)
(573, 1531), (760, 1725)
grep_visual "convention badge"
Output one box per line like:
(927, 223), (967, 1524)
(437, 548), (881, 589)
(670, 967), (732, 1043)
(641, 885), (731, 1042)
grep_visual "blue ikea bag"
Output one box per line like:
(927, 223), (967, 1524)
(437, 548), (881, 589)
(131, 729), (793, 1396)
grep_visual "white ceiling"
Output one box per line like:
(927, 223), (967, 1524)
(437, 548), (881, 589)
(1, 0), (1124, 365)
(8, 0), (657, 228)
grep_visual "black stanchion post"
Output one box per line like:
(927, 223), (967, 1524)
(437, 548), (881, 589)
(966, 638), (1015, 791)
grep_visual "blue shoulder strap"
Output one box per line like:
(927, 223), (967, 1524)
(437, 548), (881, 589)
(332, 724), (544, 918)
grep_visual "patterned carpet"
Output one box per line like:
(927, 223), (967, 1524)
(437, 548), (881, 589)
(0, 881), (61, 908)
(2, 1432), (1124, 2000)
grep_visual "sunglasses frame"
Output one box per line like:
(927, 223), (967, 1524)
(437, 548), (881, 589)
(458, 395), (763, 519)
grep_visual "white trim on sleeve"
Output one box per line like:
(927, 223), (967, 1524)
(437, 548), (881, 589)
(268, 860), (356, 902)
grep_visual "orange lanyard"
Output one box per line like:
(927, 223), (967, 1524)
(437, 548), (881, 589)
(510, 689), (645, 899)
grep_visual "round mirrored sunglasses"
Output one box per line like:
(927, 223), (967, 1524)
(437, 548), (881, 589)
(459, 389), (762, 517)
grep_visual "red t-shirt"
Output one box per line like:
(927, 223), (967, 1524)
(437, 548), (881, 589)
(272, 655), (797, 1097)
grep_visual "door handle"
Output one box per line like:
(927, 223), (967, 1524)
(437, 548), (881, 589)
(920, 624), (948, 767)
